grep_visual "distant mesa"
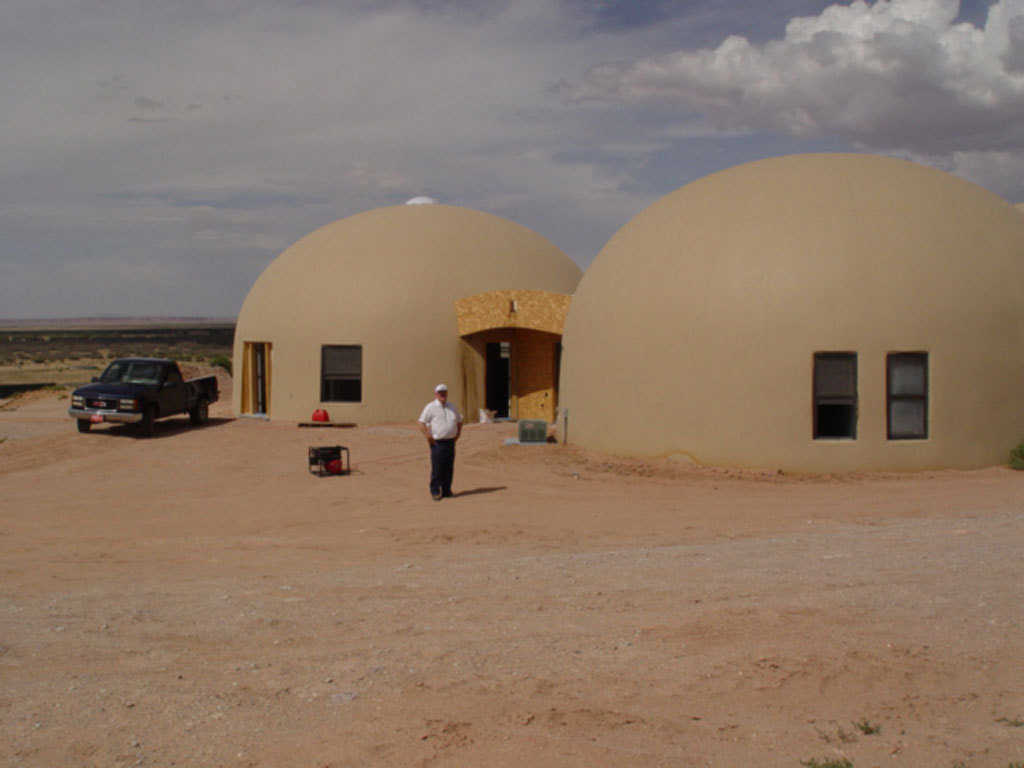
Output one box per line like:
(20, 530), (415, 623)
(405, 196), (438, 205)
(0, 316), (236, 330)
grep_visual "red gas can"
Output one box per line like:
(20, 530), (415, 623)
(311, 409), (330, 422)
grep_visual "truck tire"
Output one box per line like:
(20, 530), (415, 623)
(140, 405), (157, 437)
(189, 398), (209, 426)
(76, 419), (91, 433)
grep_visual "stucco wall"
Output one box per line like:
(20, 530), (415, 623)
(561, 154), (1024, 471)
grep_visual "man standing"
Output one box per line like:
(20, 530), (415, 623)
(418, 383), (462, 501)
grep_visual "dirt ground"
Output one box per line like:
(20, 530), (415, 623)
(1, 383), (1022, 767)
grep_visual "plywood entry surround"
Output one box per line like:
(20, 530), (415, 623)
(455, 290), (571, 423)
(240, 341), (272, 416)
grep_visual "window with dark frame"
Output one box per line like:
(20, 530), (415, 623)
(887, 352), (928, 440)
(813, 352), (857, 439)
(321, 345), (362, 402)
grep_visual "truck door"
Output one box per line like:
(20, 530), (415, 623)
(162, 366), (189, 415)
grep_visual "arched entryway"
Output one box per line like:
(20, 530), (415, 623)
(455, 290), (571, 423)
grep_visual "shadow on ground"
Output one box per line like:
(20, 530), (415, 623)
(453, 486), (507, 497)
(77, 416), (234, 440)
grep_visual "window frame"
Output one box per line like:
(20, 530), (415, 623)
(813, 351), (858, 440)
(163, 366), (183, 385)
(886, 352), (928, 440)
(320, 344), (362, 403)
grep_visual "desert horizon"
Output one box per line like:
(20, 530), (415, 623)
(0, 322), (235, 401)
(0, 316), (236, 330)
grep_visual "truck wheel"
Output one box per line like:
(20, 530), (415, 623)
(140, 405), (157, 437)
(76, 419), (91, 433)
(189, 399), (209, 426)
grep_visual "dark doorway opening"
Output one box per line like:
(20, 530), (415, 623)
(485, 341), (510, 418)
(253, 343), (268, 415)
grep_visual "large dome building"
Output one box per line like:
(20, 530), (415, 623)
(233, 204), (581, 423)
(560, 154), (1024, 471)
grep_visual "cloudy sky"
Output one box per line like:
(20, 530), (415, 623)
(2, 0), (1020, 318)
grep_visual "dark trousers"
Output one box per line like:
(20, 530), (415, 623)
(429, 439), (456, 495)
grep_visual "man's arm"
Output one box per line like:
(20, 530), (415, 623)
(420, 420), (435, 445)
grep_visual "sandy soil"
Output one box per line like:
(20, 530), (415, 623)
(1, 385), (1022, 767)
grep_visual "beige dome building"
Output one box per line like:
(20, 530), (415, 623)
(233, 204), (581, 423)
(560, 154), (1024, 471)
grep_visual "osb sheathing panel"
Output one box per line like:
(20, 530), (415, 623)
(240, 342), (272, 415)
(515, 330), (560, 422)
(459, 337), (485, 421)
(456, 290), (572, 337)
(240, 344), (252, 413)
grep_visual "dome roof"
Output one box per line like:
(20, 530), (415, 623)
(240, 205), (579, 326)
(235, 204), (581, 422)
(561, 153), (1024, 470)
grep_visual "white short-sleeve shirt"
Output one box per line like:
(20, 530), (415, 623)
(418, 398), (462, 440)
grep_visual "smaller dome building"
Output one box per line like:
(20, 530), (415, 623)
(233, 204), (581, 423)
(560, 154), (1024, 471)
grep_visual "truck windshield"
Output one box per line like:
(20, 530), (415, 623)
(98, 361), (164, 385)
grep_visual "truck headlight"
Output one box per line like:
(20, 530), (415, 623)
(118, 398), (138, 410)
(72, 395), (84, 407)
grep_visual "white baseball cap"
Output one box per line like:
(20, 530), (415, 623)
(435, 383), (448, 392)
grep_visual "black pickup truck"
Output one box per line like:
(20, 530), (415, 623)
(69, 358), (219, 436)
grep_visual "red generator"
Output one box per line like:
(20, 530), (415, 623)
(308, 445), (350, 476)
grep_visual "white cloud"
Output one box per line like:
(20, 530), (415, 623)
(571, 0), (1024, 156)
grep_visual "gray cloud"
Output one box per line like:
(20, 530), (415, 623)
(133, 96), (164, 111)
(2, 0), (658, 315)
(106, 184), (330, 211)
(0, 0), (1020, 318)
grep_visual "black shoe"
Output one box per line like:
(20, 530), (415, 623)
(431, 491), (443, 501)
(442, 490), (455, 498)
